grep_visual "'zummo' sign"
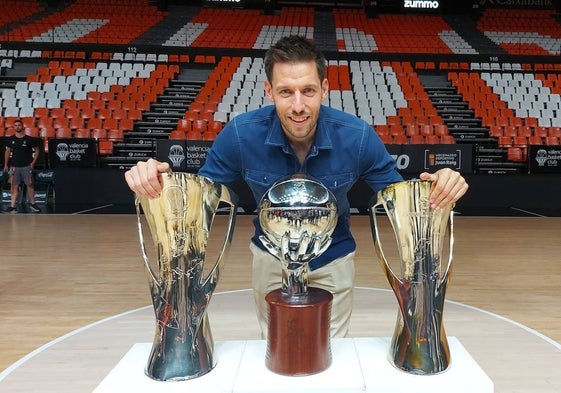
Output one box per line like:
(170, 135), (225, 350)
(404, 0), (440, 8)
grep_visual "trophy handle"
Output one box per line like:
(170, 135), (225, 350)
(199, 185), (238, 294)
(369, 206), (402, 288)
(441, 211), (454, 284)
(135, 197), (160, 288)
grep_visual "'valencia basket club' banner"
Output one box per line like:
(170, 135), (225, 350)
(528, 145), (561, 173)
(48, 138), (97, 168)
(156, 139), (213, 173)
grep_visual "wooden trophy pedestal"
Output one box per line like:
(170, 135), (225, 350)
(265, 287), (333, 376)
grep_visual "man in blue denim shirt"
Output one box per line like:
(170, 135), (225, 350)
(126, 36), (468, 338)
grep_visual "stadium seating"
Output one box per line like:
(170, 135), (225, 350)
(0, 0), (166, 44)
(333, 8), (476, 54)
(477, 8), (561, 55)
(1, 2), (561, 173)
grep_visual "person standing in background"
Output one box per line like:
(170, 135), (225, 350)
(3, 119), (41, 213)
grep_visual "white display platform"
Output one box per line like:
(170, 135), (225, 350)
(354, 337), (494, 393)
(93, 337), (493, 393)
(92, 341), (245, 393)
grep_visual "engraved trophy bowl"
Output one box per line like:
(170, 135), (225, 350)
(258, 173), (338, 376)
(135, 172), (238, 381)
(369, 179), (454, 375)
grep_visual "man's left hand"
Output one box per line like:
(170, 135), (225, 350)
(419, 168), (468, 210)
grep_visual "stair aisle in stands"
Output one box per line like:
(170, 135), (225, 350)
(97, 66), (208, 169)
(313, 10), (338, 52)
(441, 13), (505, 55)
(132, 5), (202, 46)
(422, 76), (490, 142)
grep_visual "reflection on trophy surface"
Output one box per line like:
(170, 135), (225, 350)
(258, 174), (337, 376)
(135, 172), (237, 381)
(369, 179), (454, 375)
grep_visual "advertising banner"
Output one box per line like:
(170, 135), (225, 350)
(402, 0), (440, 13)
(156, 139), (213, 173)
(48, 138), (96, 168)
(156, 139), (473, 175)
(528, 145), (561, 173)
(396, 144), (473, 174)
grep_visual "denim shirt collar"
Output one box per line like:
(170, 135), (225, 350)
(264, 106), (333, 158)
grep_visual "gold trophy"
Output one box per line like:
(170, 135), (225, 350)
(369, 180), (454, 374)
(258, 174), (337, 376)
(135, 173), (238, 381)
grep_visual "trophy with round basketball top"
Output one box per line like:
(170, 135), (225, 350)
(258, 174), (337, 376)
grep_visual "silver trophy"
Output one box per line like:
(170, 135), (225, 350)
(135, 172), (238, 381)
(369, 180), (454, 374)
(258, 173), (338, 376)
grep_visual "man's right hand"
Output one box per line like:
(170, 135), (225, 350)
(124, 158), (171, 198)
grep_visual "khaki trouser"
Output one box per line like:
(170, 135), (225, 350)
(250, 242), (355, 338)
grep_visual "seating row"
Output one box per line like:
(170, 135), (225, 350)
(5, 57), (561, 158)
(1, 0), (166, 44)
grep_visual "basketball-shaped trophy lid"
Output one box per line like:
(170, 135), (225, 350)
(258, 174), (337, 248)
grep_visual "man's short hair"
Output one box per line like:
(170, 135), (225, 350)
(264, 35), (326, 83)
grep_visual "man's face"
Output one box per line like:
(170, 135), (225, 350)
(14, 121), (24, 133)
(264, 60), (328, 144)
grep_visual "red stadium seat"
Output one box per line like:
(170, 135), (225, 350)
(169, 130), (185, 140)
(98, 140), (114, 156)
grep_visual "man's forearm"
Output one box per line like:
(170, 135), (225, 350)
(31, 151), (39, 167)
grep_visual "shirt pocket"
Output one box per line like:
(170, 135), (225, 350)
(245, 169), (286, 188)
(315, 172), (354, 194)
(244, 169), (287, 200)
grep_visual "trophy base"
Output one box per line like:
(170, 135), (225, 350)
(265, 287), (333, 376)
(390, 330), (451, 375)
(145, 318), (215, 381)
